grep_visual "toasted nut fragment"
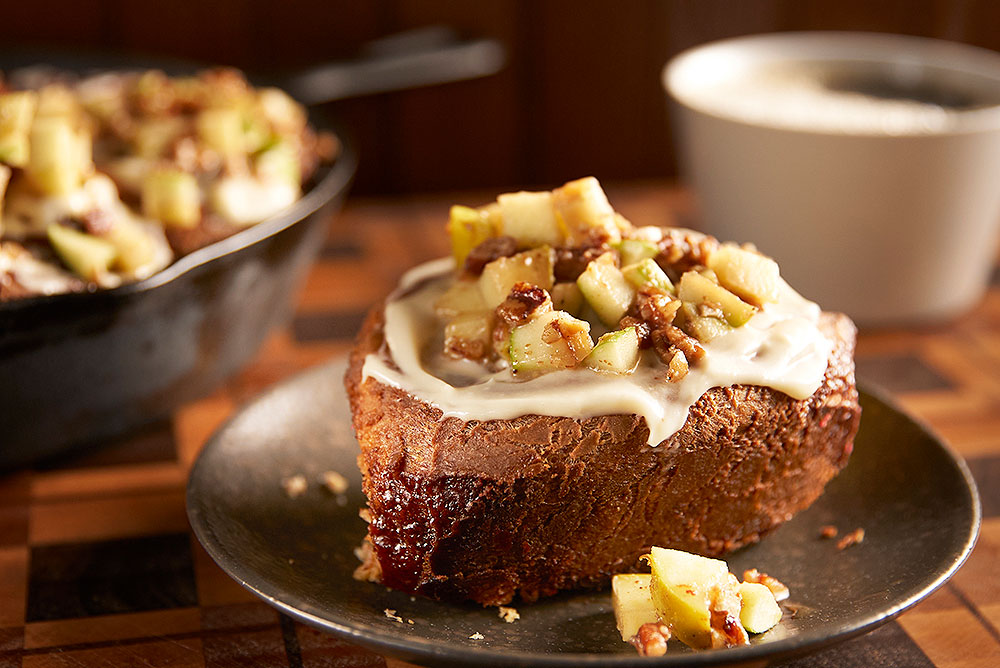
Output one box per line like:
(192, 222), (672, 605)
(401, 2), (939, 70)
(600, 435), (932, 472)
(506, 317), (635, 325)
(661, 324), (706, 363)
(463, 235), (518, 276)
(837, 528), (865, 550)
(637, 288), (681, 329)
(819, 525), (839, 539)
(498, 606), (520, 623)
(495, 282), (552, 327)
(665, 348), (689, 382)
(553, 244), (606, 282)
(742, 568), (790, 601)
(710, 608), (749, 648)
(630, 622), (671, 656)
(657, 229), (719, 274)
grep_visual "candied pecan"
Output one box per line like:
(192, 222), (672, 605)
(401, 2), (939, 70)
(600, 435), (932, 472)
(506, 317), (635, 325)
(553, 245), (606, 282)
(630, 622), (671, 656)
(619, 316), (652, 348)
(710, 609), (749, 647)
(742, 568), (790, 601)
(653, 325), (705, 364)
(463, 236), (518, 276)
(637, 288), (681, 329)
(494, 282), (552, 327)
(657, 230), (719, 274)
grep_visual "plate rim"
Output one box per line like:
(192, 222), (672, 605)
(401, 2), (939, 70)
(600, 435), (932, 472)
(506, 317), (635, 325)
(186, 358), (982, 667)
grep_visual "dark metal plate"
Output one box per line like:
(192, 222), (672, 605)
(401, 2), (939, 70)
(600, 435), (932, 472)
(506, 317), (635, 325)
(187, 359), (980, 667)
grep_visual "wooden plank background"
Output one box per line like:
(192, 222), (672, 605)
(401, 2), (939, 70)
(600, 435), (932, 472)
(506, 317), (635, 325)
(3, 0), (999, 195)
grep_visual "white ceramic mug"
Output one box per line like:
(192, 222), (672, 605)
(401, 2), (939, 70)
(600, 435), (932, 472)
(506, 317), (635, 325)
(664, 32), (1000, 327)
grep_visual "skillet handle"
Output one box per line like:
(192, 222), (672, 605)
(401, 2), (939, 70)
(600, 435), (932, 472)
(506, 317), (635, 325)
(279, 26), (506, 106)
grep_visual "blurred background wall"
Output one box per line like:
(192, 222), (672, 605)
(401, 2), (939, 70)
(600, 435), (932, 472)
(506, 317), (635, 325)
(3, 0), (999, 195)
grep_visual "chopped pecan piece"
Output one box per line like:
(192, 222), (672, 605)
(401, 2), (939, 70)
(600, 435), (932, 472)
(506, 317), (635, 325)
(637, 288), (681, 329)
(463, 235), (518, 276)
(710, 608), (749, 647)
(494, 282), (552, 327)
(657, 229), (720, 274)
(652, 325), (705, 365)
(553, 245), (606, 282)
(664, 348), (689, 382)
(742, 568), (790, 601)
(630, 622), (671, 656)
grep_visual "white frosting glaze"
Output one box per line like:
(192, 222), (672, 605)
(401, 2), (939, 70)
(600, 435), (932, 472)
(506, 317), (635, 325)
(363, 257), (833, 446)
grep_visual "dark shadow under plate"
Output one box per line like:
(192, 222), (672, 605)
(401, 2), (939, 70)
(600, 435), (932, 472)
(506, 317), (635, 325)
(187, 359), (980, 667)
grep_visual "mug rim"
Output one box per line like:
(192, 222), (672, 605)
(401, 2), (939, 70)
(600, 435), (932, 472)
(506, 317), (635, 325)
(663, 31), (1000, 137)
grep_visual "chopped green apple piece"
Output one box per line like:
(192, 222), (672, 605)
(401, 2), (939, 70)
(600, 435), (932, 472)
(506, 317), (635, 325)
(677, 302), (732, 342)
(612, 573), (657, 642)
(0, 91), (37, 167)
(707, 244), (781, 306)
(479, 246), (554, 310)
(508, 310), (592, 374)
(447, 204), (495, 267)
(738, 582), (782, 634)
(583, 326), (641, 374)
(550, 281), (583, 316)
(615, 238), (659, 267)
(106, 219), (157, 274)
(256, 87), (307, 133)
(623, 258), (674, 293)
(47, 223), (117, 282)
(576, 252), (635, 326)
(552, 176), (621, 245)
(26, 117), (87, 195)
(444, 311), (494, 360)
(196, 107), (244, 157)
(434, 278), (487, 318)
(132, 116), (187, 159)
(142, 169), (201, 228)
(678, 271), (756, 327)
(647, 547), (739, 650)
(254, 139), (301, 186)
(497, 190), (563, 248)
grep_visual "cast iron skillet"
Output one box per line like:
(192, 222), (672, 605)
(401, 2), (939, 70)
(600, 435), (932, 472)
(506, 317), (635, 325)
(0, 31), (504, 468)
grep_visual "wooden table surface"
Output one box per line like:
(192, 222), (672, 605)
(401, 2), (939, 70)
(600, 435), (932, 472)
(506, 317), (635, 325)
(1, 183), (998, 667)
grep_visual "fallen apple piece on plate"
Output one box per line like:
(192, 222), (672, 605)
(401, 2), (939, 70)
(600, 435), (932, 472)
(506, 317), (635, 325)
(612, 547), (787, 656)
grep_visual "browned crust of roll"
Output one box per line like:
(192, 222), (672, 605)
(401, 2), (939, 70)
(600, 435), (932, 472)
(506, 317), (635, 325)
(345, 303), (861, 606)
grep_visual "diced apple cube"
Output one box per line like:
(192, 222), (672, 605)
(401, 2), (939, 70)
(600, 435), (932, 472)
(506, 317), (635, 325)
(738, 582), (782, 634)
(612, 573), (657, 641)
(707, 244), (781, 306)
(507, 310), (592, 374)
(678, 271), (756, 327)
(552, 177), (621, 245)
(444, 311), (494, 361)
(576, 252), (635, 326)
(647, 547), (738, 650)
(497, 190), (563, 248)
(434, 278), (487, 319)
(142, 169), (201, 228)
(47, 223), (117, 282)
(447, 204), (495, 267)
(479, 246), (554, 310)
(615, 238), (659, 267)
(623, 258), (674, 293)
(107, 218), (156, 274)
(583, 326), (641, 374)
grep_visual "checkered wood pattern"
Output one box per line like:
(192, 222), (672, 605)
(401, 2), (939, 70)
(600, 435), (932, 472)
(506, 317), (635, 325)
(1, 185), (999, 667)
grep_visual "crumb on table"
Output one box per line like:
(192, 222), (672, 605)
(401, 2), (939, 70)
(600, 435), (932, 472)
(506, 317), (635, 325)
(469, 632), (485, 640)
